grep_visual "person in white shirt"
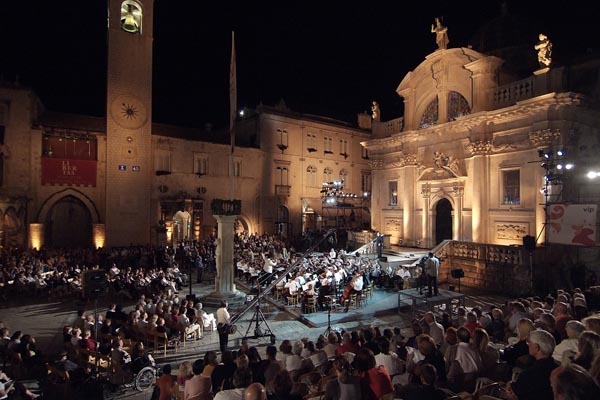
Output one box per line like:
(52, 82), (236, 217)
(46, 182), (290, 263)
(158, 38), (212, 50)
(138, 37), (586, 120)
(423, 312), (445, 346)
(216, 301), (231, 353)
(425, 252), (440, 297)
(177, 306), (202, 339)
(449, 327), (482, 378)
(552, 320), (585, 363)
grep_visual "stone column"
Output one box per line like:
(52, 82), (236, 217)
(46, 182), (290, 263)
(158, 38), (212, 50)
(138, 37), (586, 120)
(214, 214), (237, 295)
(202, 199), (245, 307)
(421, 183), (431, 248)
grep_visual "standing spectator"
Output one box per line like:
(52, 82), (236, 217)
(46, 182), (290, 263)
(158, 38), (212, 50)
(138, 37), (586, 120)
(425, 252), (439, 297)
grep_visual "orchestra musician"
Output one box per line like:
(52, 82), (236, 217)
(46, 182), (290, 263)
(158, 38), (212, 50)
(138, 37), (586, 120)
(342, 271), (364, 312)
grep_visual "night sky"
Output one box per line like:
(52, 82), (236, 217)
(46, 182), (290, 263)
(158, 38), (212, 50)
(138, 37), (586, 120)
(0, 1), (595, 130)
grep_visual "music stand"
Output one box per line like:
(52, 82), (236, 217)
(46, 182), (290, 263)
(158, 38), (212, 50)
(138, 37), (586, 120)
(323, 296), (334, 336)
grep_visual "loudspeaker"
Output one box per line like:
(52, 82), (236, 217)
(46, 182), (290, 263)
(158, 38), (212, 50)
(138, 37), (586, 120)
(451, 269), (465, 279)
(83, 270), (107, 299)
(379, 256), (388, 262)
(523, 235), (536, 251)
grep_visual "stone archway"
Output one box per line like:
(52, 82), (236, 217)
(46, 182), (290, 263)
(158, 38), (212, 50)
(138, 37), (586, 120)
(435, 198), (453, 245)
(45, 195), (93, 248)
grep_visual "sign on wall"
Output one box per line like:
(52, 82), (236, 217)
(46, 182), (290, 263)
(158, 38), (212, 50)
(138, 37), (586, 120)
(41, 158), (97, 187)
(547, 204), (597, 246)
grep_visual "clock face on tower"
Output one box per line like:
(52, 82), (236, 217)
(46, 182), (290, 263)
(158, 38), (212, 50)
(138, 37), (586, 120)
(110, 95), (148, 129)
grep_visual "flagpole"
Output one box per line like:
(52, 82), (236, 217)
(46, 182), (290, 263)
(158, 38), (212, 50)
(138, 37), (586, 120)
(229, 31), (236, 201)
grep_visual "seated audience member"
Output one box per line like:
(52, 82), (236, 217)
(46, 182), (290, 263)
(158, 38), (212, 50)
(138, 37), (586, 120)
(353, 348), (393, 399)
(374, 337), (404, 376)
(506, 329), (557, 400)
(486, 308), (506, 343)
(552, 320), (585, 363)
(269, 370), (303, 400)
(572, 330), (600, 370)
(422, 312), (444, 346)
(501, 318), (534, 368)
(398, 363), (447, 400)
(214, 366), (253, 400)
(550, 364), (600, 400)
(324, 355), (362, 400)
(184, 359), (213, 400)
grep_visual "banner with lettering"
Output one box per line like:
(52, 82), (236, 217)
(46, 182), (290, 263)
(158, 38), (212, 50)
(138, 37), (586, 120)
(547, 204), (597, 246)
(41, 158), (97, 187)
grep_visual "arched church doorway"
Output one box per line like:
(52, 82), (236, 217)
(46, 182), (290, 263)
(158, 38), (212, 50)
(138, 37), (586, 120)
(45, 195), (92, 248)
(435, 198), (453, 245)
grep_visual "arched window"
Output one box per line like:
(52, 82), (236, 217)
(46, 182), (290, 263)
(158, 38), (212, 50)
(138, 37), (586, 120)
(447, 91), (471, 121)
(419, 97), (439, 129)
(120, 1), (142, 34)
(323, 167), (333, 183)
(307, 165), (317, 187)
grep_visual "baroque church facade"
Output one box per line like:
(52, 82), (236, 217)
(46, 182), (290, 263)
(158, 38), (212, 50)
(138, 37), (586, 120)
(364, 32), (600, 254)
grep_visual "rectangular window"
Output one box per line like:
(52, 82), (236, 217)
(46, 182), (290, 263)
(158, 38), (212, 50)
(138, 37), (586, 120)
(389, 181), (398, 206)
(42, 135), (98, 160)
(155, 151), (171, 172)
(307, 133), (317, 152)
(339, 139), (348, 157)
(502, 169), (520, 205)
(194, 154), (208, 175)
(362, 147), (369, 159)
(324, 136), (333, 154)
(361, 172), (371, 193)
(275, 165), (290, 195)
(276, 128), (288, 151)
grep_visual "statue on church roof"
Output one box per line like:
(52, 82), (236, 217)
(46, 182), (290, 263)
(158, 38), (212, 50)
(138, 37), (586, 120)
(371, 101), (381, 121)
(431, 17), (449, 50)
(535, 33), (552, 68)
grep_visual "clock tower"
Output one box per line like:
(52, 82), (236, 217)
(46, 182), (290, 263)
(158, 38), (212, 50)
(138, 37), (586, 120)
(105, 0), (154, 246)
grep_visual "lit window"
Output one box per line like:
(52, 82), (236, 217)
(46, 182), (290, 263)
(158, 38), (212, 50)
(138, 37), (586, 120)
(389, 181), (398, 206)
(502, 170), (520, 205)
(307, 133), (317, 152)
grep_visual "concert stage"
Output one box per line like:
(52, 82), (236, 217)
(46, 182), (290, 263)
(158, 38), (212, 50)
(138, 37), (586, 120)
(397, 288), (465, 314)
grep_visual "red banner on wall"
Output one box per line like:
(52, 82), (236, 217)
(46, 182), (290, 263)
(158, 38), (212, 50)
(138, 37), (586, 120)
(42, 158), (97, 187)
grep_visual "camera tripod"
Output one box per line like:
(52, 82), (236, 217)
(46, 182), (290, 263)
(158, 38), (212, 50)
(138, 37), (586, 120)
(243, 287), (276, 344)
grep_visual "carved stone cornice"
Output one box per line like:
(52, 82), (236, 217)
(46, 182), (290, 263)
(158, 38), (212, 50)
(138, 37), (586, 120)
(421, 183), (431, 199)
(529, 128), (561, 147)
(467, 139), (493, 155)
(387, 153), (419, 168)
(369, 159), (384, 168)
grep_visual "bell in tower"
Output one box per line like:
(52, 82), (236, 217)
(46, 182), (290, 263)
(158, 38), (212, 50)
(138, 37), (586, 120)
(121, 3), (140, 33)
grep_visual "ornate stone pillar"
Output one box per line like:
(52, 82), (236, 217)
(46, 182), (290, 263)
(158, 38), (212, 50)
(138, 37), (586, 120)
(202, 199), (245, 306)
(421, 183), (431, 248)
(468, 140), (492, 243)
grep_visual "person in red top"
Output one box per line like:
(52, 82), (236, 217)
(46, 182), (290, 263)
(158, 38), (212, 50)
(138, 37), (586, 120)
(336, 332), (359, 355)
(354, 347), (393, 399)
(78, 329), (97, 352)
(464, 311), (483, 333)
(156, 363), (176, 400)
